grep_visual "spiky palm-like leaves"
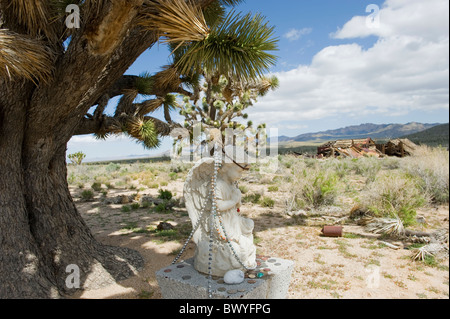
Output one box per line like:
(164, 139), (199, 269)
(141, 0), (210, 48)
(126, 117), (161, 149)
(365, 217), (405, 237)
(0, 28), (53, 83)
(1, 0), (56, 39)
(144, 0), (278, 81)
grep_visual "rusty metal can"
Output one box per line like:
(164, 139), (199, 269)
(321, 226), (343, 237)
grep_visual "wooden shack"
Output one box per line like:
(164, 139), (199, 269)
(318, 138), (382, 158)
(381, 138), (417, 157)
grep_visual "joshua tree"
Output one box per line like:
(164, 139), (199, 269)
(0, 0), (277, 298)
(67, 151), (86, 165)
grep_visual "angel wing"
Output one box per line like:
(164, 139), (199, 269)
(183, 157), (214, 244)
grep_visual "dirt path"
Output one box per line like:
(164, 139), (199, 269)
(70, 181), (449, 299)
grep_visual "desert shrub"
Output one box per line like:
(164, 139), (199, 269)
(91, 182), (102, 191)
(158, 189), (173, 201)
(358, 171), (427, 227)
(400, 146), (449, 204)
(323, 158), (351, 179)
(260, 196), (275, 208)
(154, 201), (173, 213)
(353, 157), (382, 183)
(105, 182), (115, 189)
(267, 185), (278, 192)
(131, 202), (140, 210)
(239, 185), (249, 194)
(105, 162), (121, 173)
(285, 160), (340, 211)
(121, 205), (131, 213)
(80, 190), (94, 201)
(169, 172), (178, 180)
(243, 193), (261, 204)
(170, 162), (192, 173)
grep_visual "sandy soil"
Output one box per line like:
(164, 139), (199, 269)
(69, 178), (449, 300)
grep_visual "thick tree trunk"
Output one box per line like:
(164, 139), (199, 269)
(0, 83), (144, 299)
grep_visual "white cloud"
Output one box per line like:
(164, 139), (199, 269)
(249, 0), (449, 133)
(68, 134), (128, 144)
(332, 0), (449, 41)
(284, 27), (312, 41)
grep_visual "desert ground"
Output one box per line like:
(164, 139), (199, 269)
(68, 151), (449, 299)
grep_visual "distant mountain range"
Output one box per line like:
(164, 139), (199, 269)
(278, 122), (443, 144)
(400, 123), (449, 147)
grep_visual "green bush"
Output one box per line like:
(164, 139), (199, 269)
(267, 185), (279, 192)
(121, 205), (131, 213)
(106, 162), (121, 172)
(284, 160), (340, 211)
(158, 189), (173, 201)
(169, 172), (178, 180)
(239, 185), (249, 194)
(301, 171), (339, 208)
(80, 190), (94, 201)
(359, 171), (427, 227)
(401, 146), (449, 204)
(91, 182), (102, 191)
(260, 196), (275, 208)
(243, 193), (261, 204)
(154, 201), (172, 213)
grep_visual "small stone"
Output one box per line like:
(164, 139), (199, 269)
(224, 269), (245, 284)
(157, 222), (174, 231)
(182, 275), (191, 280)
(248, 280), (256, 284)
(217, 279), (225, 284)
(163, 269), (172, 273)
(263, 268), (271, 272)
(275, 263), (281, 266)
(257, 272), (264, 278)
(218, 287), (226, 292)
(248, 274), (256, 279)
(227, 289), (237, 294)
(238, 289), (246, 292)
(176, 265), (185, 268)
(268, 259), (276, 263)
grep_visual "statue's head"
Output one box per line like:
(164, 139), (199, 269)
(220, 162), (248, 181)
(220, 145), (250, 181)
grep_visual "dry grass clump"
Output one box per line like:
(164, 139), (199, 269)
(282, 158), (341, 212)
(400, 145), (449, 204)
(357, 171), (428, 227)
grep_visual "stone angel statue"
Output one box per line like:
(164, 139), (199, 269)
(183, 148), (257, 277)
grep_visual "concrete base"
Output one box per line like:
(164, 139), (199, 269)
(156, 256), (294, 299)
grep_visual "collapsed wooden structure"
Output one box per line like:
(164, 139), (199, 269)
(317, 138), (417, 158)
(375, 138), (417, 158)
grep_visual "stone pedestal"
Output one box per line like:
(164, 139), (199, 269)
(156, 256), (294, 299)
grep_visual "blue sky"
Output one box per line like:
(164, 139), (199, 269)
(68, 0), (449, 161)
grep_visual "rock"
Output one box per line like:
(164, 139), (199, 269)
(120, 195), (130, 204)
(416, 215), (427, 224)
(157, 222), (174, 231)
(223, 269), (245, 285)
(287, 209), (308, 217)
